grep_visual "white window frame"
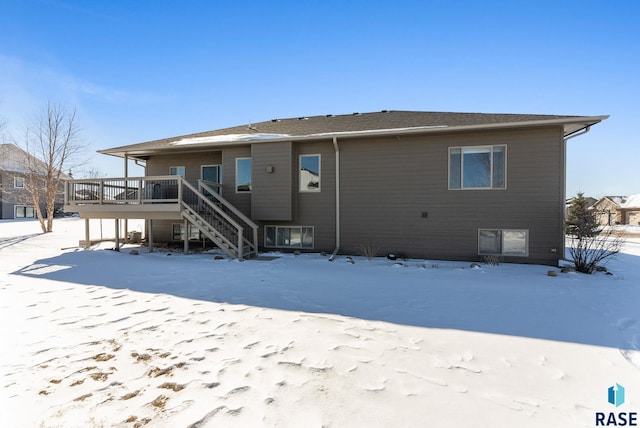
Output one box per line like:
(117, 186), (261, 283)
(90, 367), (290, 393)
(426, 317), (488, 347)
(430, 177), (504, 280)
(14, 205), (35, 218)
(201, 164), (222, 183)
(169, 166), (185, 178)
(264, 225), (314, 249)
(299, 154), (321, 192)
(449, 145), (507, 190)
(14, 177), (24, 188)
(478, 229), (529, 257)
(172, 223), (201, 241)
(235, 157), (252, 193)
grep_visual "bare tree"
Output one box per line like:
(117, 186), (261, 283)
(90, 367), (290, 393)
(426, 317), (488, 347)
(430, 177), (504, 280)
(22, 102), (84, 233)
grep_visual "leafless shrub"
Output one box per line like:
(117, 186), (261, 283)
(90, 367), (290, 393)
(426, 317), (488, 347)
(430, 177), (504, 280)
(483, 255), (502, 266)
(567, 227), (623, 274)
(566, 193), (624, 274)
(358, 242), (380, 260)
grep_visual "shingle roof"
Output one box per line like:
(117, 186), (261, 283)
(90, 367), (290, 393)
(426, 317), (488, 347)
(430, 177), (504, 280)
(99, 110), (608, 158)
(0, 143), (46, 173)
(604, 195), (640, 209)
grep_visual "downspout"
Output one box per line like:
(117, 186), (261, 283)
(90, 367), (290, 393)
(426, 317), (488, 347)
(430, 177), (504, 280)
(561, 125), (591, 262)
(329, 136), (340, 261)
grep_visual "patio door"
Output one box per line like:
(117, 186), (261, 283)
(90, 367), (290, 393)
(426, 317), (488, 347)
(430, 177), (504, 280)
(201, 165), (221, 193)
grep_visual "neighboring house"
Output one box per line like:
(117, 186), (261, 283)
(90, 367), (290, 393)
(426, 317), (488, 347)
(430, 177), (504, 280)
(1, 144), (45, 219)
(0, 143), (68, 219)
(65, 110), (607, 265)
(593, 195), (640, 226)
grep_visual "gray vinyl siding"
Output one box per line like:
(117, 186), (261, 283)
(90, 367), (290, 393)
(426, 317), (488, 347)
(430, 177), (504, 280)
(1, 171), (40, 219)
(221, 147), (252, 217)
(291, 141), (337, 252)
(146, 151), (222, 241)
(338, 127), (564, 265)
(146, 151), (222, 185)
(0, 172), (6, 218)
(252, 141), (336, 251)
(149, 219), (174, 243)
(139, 127), (565, 264)
(251, 142), (293, 221)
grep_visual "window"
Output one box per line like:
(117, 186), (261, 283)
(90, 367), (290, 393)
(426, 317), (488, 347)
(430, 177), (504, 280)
(201, 165), (221, 183)
(172, 223), (201, 241)
(449, 145), (506, 189)
(265, 226), (314, 248)
(169, 166), (185, 177)
(478, 229), (528, 256)
(14, 178), (24, 188)
(236, 158), (252, 192)
(15, 205), (35, 218)
(299, 154), (320, 192)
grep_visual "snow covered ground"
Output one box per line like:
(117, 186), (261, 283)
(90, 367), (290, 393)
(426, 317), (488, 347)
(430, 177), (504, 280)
(1, 218), (639, 427)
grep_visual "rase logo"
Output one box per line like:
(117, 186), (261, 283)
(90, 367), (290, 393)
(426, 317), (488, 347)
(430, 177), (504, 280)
(610, 384), (626, 408)
(596, 383), (637, 426)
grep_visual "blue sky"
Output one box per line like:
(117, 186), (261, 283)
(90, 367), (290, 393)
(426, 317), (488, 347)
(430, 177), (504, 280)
(1, 0), (638, 197)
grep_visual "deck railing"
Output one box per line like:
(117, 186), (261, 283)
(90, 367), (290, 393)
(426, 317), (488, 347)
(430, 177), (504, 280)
(65, 176), (182, 205)
(65, 176), (259, 258)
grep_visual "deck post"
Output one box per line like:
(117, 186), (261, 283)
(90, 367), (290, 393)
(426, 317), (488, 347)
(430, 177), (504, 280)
(237, 226), (244, 259)
(114, 219), (120, 252)
(253, 228), (258, 256)
(84, 218), (90, 249)
(124, 154), (129, 244)
(148, 219), (154, 253)
(183, 219), (189, 254)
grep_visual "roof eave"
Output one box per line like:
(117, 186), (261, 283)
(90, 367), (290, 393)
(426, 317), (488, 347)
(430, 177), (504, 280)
(99, 115), (609, 159)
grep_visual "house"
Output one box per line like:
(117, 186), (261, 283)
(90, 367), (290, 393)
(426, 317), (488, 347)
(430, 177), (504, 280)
(0, 144), (62, 219)
(64, 110), (608, 265)
(592, 195), (640, 226)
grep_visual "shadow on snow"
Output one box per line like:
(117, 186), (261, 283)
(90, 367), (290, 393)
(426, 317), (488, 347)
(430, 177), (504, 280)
(10, 247), (640, 352)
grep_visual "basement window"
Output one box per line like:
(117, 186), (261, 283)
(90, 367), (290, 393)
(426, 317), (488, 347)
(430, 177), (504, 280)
(15, 205), (35, 218)
(172, 223), (201, 241)
(478, 229), (528, 256)
(265, 226), (314, 249)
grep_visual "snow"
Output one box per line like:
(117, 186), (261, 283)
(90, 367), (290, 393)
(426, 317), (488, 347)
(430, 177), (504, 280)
(621, 194), (640, 209)
(1, 218), (639, 427)
(167, 125), (451, 147)
(170, 134), (291, 146)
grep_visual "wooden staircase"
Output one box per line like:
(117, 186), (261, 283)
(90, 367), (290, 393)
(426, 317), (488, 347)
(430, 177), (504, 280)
(180, 179), (258, 259)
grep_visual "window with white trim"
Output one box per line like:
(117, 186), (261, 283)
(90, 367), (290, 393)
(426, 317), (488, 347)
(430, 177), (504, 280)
(201, 165), (221, 183)
(478, 229), (528, 256)
(169, 166), (185, 177)
(236, 158), (252, 192)
(14, 178), (24, 188)
(299, 154), (320, 192)
(172, 223), (201, 241)
(449, 145), (506, 189)
(15, 205), (35, 218)
(265, 226), (314, 248)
